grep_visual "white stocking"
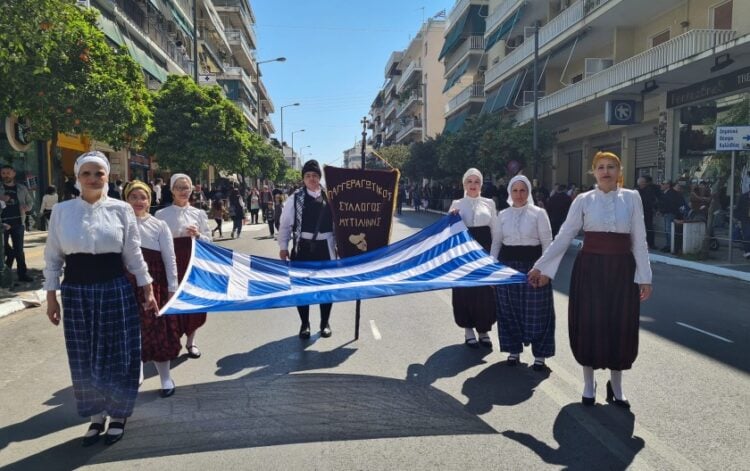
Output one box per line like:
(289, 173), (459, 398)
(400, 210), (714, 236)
(610, 369), (626, 400)
(582, 366), (595, 398)
(154, 361), (173, 389)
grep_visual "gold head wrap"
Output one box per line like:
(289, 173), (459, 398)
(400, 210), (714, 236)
(123, 180), (152, 201)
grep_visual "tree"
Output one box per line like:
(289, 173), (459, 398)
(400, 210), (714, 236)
(146, 75), (251, 178)
(406, 137), (444, 181)
(0, 0), (152, 175)
(374, 144), (410, 170)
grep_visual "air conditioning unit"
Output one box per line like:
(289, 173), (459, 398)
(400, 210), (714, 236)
(75, 0), (90, 7)
(584, 58), (614, 78)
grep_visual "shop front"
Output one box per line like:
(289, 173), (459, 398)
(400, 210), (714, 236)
(1, 116), (46, 215)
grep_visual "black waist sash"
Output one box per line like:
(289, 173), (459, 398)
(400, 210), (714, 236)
(64, 253), (124, 284)
(499, 245), (542, 263)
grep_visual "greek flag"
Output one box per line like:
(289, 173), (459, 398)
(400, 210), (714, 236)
(160, 215), (526, 315)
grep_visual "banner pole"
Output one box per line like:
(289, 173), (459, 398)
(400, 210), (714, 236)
(355, 299), (361, 340)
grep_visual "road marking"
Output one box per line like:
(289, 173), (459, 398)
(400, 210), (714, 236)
(369, 320), (381, 340)
(676, 322), (734, 343)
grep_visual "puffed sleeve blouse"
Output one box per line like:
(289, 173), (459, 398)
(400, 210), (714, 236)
(154, 204), (212, 241)
(43, 196), (152, 290)
(137, 214), (179, 292)
(490, 204), (553, 260)
(533, 188), (652, 284)
(449, 196), (498, 228)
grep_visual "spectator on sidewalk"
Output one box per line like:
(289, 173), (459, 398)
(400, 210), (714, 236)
(545, 184), (572, 237)
(637, 175), (659, 249)
(736, 187), (750, 259)
(657, 180), (685, 252)
(0, 165), (35, 282)
(40, 185), (58, 231)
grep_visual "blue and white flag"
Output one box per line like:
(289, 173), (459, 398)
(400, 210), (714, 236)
(160, 215), (526, 315)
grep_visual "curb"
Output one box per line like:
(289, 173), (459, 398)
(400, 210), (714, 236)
(0, 289), (46, 320)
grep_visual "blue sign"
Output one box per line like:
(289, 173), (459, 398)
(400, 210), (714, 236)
(716, 126), (750, 151)
(605, 100), (639, 125)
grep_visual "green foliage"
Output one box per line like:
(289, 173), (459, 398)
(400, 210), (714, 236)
(375, 144), (410, 169)
(146, 75), (252, 178)
(405, 137), (444, 180)
(0, 0), (152, 150)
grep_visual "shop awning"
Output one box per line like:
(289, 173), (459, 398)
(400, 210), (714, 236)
(481, 72), (523, 114)
(169, 3), (194, 40)
(485, 5), (524, 51)
(443, 109), (470, 134)
(97, 16), (125, 47)
(439, 11), (469, 61)
(123, 37), (169, 83)
(443, 59), (470, 92)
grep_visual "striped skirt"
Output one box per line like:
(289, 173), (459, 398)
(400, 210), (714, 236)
(452, 226), (497, 332)
(495, 250), (555, 358)
(129, 247), (182, 362)
(174, 237), (207, 336)
(569, 232), (640, 370)
(62, 276), (141, 418)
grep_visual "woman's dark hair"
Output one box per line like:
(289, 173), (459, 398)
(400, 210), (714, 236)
(45, 185), (56, 195)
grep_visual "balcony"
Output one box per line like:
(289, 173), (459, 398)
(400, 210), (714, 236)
(220, 66), (257, 101)
(213, 0), (258, 49)
(396, 89), (423, 117)
(384, 99), (398, 119)
(225, 29), (254, 66)
(485, 0), (523, 38)
(385, 51), (404, 77)
(515, 29), (737, 123)
(446, 0), (488, 32)
(445, 83), (485, 115)
(233, 99), (258, 128)
(386, 122), (401, 139)
(486, 1), (588, 88)
(444, 35), (486, 74)
(396, 118), (423, 142)
(396, 59), (423, 93)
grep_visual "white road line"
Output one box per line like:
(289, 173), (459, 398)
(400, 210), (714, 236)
(676, 322), (734, 343)
(369, 320), (382, 340)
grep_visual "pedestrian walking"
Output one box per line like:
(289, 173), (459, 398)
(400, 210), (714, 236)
(155, 174), (211, 360)
(0, 164), (35, 282)
(490, 175), (555, 370)
(44, 151), (156, 446)
(278, 160), (337, 339)
(545, 184), (572, 237)
(40, 185), (58, 231)
(209, 198), (224, 239)
(529, 152), (653, 408)
(228, 188), (245, 239)
(448, 168), (498, 349)
(123, 181), (180, 399)
(249, 188), (261, 224)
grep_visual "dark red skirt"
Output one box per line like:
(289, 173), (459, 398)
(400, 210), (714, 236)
(130, 248), (182, 362)
(174, 237), (207, 336)
(569, 232), (639, 370)
(451, 226), (497, 332)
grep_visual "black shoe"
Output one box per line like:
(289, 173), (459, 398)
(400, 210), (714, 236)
(159, 380), (176, 398)
(17, 275), (33, 282)
(506, 355), (518, 366)
(532, 360), (548, 372)
(606, 380), (631, 409)
(82, 422), (105, 447)
(186, 344), (201, 359)
(320, 325), (332, 338)
(299, 325), (311, 339)
(478, 336), (493, 349)
(104, 419), (126, 445)
(582, 395), (595, 406)
(465, 338), (479, 349)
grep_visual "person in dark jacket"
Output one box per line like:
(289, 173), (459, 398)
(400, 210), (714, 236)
(637, 176), (660, 249)
(657, 180), (686, 252)
(545, 184), (573, 237)
(736, 188), (750, 259)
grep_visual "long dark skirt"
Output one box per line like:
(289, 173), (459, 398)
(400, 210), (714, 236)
(569, 232), (640, 370)
(62, 276), (141, 418)
(496, 259), (555, 358)
(452, 226), (496, 332)
(174, 237), (207, 336)
(129, 247), (182, 363)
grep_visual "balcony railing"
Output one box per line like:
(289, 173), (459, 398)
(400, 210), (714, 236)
(485, 0), (588, 88)
(396, 59), (423, 92)
(384, 99), (398, 118)
(443, 35), (486, 73)
(221, 66), (257, 101)
(225, 29), (254, 63)
(445, 83), (485, 115)
(485, 0), (523, 38)
(396, 118), (423, 141)
(386, 122), (401, 138)
(396, 90), (423, 117)
(515, 29), (737, 123)
(212, 0), (257, 48)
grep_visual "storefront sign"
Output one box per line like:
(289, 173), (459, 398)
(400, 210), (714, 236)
(605, 100), (639, 125)
(716, 126), (750, 151)
(4, 115), (32, 152)
(325, 166), (399, 259)
(667, 65), (750, 108)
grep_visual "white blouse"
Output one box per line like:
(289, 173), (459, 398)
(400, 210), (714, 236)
(41, 194), (58, 211)
(490, 204), (552, 260)
(155, 204), (212, 241)
(137, 214), (179, 292)
(449, 196), (497, 228)
(43, 196), (152, 290)
(533, 188), (652, 284)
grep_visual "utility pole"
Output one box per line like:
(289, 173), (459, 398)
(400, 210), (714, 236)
(360, 116), (369, 169)
(192, 0), (198, 82)
(532, 24), (539, 181)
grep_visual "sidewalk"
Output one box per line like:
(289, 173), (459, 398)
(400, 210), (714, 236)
(0, 229), (48, 319)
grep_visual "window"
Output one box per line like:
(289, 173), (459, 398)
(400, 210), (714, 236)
(711, 1), (733, 30)
(571, 73), (583, 84)
(651, 30), (670, 47)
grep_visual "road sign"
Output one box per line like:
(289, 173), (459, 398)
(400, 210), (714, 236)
(716, 126), (750, 151)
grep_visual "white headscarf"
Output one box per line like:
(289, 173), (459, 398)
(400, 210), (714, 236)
(507, 174), (535, 207)
(73, 151), (110, 193)
(170, 173), (192, 190)
(462, 168), (483, 197)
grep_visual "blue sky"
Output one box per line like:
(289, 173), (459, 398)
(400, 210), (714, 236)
(252, 0), (453, 168)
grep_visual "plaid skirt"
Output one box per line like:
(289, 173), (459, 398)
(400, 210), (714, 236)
(62, 275), (141, 418)
(569, 232), (640, 370)
(128, 248), (182, 362)
(174, 237), (207, 336)
(452, 226), (496, 332)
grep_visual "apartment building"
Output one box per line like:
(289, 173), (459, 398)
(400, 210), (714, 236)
(369, 19), (448, 149)
(442, 0), (489, 133)
(483, 0), (749, 188)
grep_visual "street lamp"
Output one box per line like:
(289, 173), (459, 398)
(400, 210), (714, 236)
(255, 57), (286, 138)
(280, 102), (300, 149)
(299, 145), (311, 163)
(291, 129), (305, 155)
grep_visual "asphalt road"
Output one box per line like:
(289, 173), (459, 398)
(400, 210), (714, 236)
(1, 210), (748, 470)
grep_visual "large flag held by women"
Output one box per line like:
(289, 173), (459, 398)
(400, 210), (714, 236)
(160, 215), (526, 315)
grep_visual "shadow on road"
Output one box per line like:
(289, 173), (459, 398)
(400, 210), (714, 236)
(462, 362), (551, 415)
(405, 343), (492, 386)
(502, 403), (644, 470)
